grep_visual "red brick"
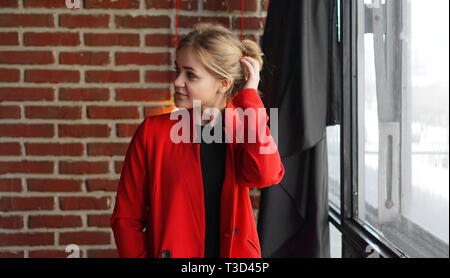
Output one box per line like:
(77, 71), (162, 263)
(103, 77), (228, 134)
(58, 124), (111, 138)
(145, 70), (176, 83)
(115, 15), (170, 29)
(25, 143), (83, 156)
(86, 179), (119, 192)
(59, 161), (109, 175)
(0, 51), (54, 64)
(59, 14), (110, 29)
(85, 70), (139, 83)
(23, 0), (67, 8)
(33, 141), (61, 157)
(25, 69), (80, 83)
(84, 33), (140, 46)
(144, 105), (175, 117)
(0, 32), (19, 45)
(0, 0), (18, 7)
(0, 124), (54, 137)
(88, 214), (112, 227)
(0, 250), (24, 258)
(0, 215), (24, 229)
(24, 106), (77, 119)
(145, 33), (174, 47)
(115, 52), (170, 65)
(0, 142), (21, 155)
(0, 14), (54, 27)
(116, 88), (171, 102)
(145, 0), (197, 10)
(59, 196), (111, 210)
(60, 51), (109, 65)
(0, 161), (54, 175)
(178, 16), (229, 29)
(27, 178), (82, 192)
(87, 249), (119, 258)
(85, 0), (140, 9)
(0, 196), (54, 212)
(204, 0), (257, 11)
(116, 123), (140, 137)
(23, 32), (80, 46)
(59, 88), (109, 101)
(87, 143), (129, 156)
(0, 87), (54, 101)
(28, 215), (82, 228)
(0, 232), (54, 246)
(87, 105), (140, 119)
(0, 68), (20, 82)
(0, 179), (22, 192)
(0, 106), (20, 119)
(233, 17), (266, 30)
(25, 106), (81, 119)
(114, 161), (123, 174)
(60, 231), (110, 245)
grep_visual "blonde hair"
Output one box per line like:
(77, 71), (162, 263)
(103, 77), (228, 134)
(176, 22), (264, 98)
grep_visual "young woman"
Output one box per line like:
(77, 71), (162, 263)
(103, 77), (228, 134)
(110, 23), (285, 258)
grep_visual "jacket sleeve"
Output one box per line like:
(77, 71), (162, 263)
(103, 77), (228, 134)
(110, 118), (150, 258)
(232, 88), (285, 188)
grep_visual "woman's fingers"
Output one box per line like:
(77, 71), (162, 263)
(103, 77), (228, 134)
(240, 57), (260, 90)
(240, 57), (257, 79)
(243, 57), (260, 73)
(240, 58), (250, 80)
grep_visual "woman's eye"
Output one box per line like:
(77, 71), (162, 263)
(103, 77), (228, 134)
(173, 67), (196, 79)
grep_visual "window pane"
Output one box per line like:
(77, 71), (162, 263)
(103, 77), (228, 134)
(327, 126), (341, 209)
(355, 0), (449, 257)
(407, 0), (449, 246)
(329, 222), (342, 258)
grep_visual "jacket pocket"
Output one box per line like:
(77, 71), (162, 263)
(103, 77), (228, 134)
(247, 238), (261, 255)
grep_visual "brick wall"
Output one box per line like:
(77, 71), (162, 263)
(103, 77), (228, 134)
(0, 0), (268, 258)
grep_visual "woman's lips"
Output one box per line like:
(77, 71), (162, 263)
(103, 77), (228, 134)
(176, 92), (187, 97)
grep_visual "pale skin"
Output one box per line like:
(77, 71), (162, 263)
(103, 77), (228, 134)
(173, 47), (260, 126)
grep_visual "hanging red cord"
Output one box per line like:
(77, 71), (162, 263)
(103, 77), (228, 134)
(175, 0), (179, 49)
(241, 0), (244, 40)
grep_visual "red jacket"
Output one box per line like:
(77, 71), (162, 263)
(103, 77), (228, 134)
(110, 88), (285, 258)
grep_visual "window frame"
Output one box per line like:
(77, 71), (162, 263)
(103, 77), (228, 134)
(330, 0), (448, 258)
(329, 0), (408, 258)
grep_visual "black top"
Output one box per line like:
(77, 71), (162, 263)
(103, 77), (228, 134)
(195, 114), (226, 258)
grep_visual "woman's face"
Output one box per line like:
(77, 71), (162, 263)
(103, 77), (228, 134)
(173, 47), (229, 112)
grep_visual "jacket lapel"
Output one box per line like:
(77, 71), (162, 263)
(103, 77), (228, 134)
(183, 98), (244, 257)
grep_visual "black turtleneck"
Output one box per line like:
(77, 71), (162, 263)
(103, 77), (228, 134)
(195, 113), (226, 258)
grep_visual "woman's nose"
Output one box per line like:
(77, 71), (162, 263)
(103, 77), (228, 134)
(174, 74), (184, 87)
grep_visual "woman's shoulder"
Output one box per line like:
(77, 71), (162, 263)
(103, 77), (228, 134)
(143, 107), (192, 127)
(137, 110), (176, 141)
(144, 111), (173, 125)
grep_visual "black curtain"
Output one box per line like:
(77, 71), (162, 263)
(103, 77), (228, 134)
(257, 0), (341, 258)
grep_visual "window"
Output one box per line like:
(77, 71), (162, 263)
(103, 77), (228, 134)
(329, 221), (343, 258)
(354, 0), (449, 257)
(327, 126), (341, 209)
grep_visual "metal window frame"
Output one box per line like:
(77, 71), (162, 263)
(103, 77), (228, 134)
(330, 0), (408, 258)
(331, 0), (450, 258)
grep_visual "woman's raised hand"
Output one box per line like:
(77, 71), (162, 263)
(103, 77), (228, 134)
(239, 56), (260, 91)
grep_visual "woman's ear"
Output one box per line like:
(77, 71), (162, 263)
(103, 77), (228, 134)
(219, 79), (233, 94)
